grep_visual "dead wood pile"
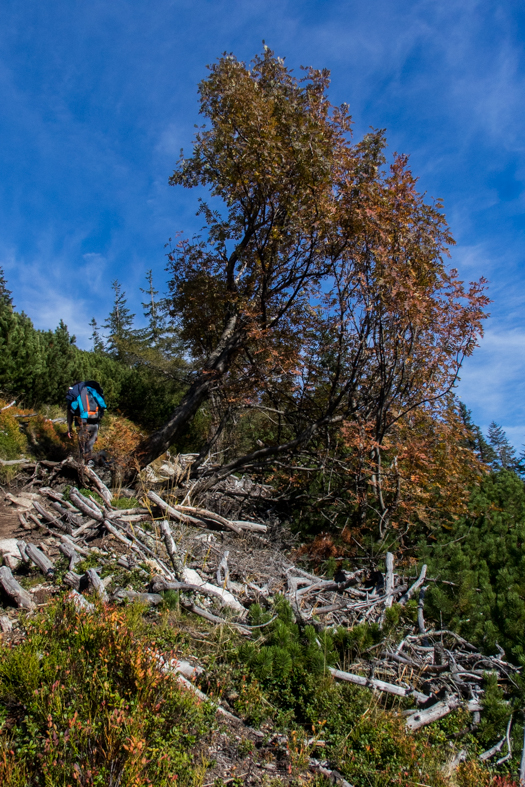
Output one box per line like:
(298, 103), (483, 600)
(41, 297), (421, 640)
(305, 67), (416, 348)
(0, 454), (521, 771)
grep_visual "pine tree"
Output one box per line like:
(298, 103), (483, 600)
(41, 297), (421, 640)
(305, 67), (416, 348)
(89, 318), (105, 354)
(458, 402), (494, 464)
(102, 280), (135, 359)
(487, 421), (518, 471)
(140, 270), (166, 347)
(0, 266), (13, 308)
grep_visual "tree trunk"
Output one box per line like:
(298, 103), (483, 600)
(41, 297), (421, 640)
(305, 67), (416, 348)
(136, 315), (243, 468)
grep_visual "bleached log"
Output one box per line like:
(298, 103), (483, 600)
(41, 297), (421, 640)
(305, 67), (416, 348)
(104, 520), (135, 548)
(0, 457), (33, 466)
(25, 543), (55, 577)
(1, 399), (16, 410)
(69, 488), (104, 521)
(217, 550), (231, 589)
(159, 520), (184, 578)
(0, 566), (35, 610)
(178, 598), (251, 635)
(151, 574), (244, 612)
(33, 501), (72, 534)
(66, 589), (95, 613)
(112, 589), (163, 606)
(50, 501), (84, 529)
(0, 615), (13, 632)
(59, 534), (91, 557)
(417, 585), (428, 635)
(183, 567), (245, 612)
(232, 520), (268, 533)
(147, 491), (201, 525)
(399, 564), (427, 606)
(176, 504), (242, 534)
(384, 552), (394, 609)
(405, 697), (482, 731)
(78, 464), (113, 506)
(85, 568), (109, 602)
(16, 540), (29, 563)
(63, 571), (82, 591)
(309, 758), (354, 787)
(329, 667), (428, 703)
(519, 720), (525, 786)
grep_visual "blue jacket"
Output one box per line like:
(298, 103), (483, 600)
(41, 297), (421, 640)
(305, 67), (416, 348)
(66, 382), (106, 427)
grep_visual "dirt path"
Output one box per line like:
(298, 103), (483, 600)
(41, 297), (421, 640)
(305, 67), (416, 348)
(0, 501), (24, 541)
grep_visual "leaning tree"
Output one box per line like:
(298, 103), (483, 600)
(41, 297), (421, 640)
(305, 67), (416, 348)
(135, 48), (488, 531)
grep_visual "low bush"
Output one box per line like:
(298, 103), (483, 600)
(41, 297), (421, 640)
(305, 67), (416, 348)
(0, 599), (215, 786)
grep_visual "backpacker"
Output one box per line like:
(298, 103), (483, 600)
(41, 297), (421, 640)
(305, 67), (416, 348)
(66, 380), (106, 423)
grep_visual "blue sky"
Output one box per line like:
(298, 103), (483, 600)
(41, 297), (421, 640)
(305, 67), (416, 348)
(0, 0), (524, 444)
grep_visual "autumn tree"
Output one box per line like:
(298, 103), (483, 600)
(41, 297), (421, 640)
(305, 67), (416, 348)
(136, 48), (488, 532)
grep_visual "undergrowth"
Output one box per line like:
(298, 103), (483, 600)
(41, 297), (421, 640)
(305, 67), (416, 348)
(158, 596), (519, 787)
(0, 599), (216, 786)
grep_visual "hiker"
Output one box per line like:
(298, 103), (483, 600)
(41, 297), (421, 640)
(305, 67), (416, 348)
(66, 380), (106, 466)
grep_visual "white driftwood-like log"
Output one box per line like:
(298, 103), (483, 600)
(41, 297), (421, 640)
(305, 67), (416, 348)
(112, 589), (163, 606)
(69, 488), (104, 521)
(309, 758), (354, 787)
(78, 464), (113, 506)
(417, 585), (428, 635)
(59, 535), (91, 558)
(64, 571), (82, 591)
(16, 540), (29, 563)
(176, 504), (242, 534)
(182, 567), (245, 613)
(33, 501), (72, 534)
(0, 614), (13, 632)
(25, 543), (55, 577)
(0, 566), (36, 610)
(147, 491), (206, 527)
(104, 520), (135, 548)
(399, 564), (428, 606)
(178, 598), (251, 635)
(152, 575), (239, 609)
(519, 720), (525, 786)
(329, 667), (428, 703)
(66, 589), (95, 613)
(232, 520), (268, 533)
(217, 550), (231, 589)
(86, 568), (109, 602)
(384, 552), (394, 609)
(159, 520), (184, 578)
(58, 542), (81, 571)
(404, 696), (481, 731)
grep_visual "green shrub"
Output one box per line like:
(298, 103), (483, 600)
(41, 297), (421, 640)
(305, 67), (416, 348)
(0, 598), (215, 786)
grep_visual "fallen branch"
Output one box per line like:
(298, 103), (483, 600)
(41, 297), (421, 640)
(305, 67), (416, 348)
(25, 543), (55, 577)
(329, 667), (428, 703)
(0, 566), (35, 610)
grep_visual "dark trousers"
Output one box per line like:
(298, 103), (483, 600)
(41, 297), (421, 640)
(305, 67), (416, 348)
(77, 421), (99, 459)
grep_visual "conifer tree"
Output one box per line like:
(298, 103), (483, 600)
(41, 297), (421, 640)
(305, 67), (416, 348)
(89, 317), (105, 354)
(139, 270), (166, 347)
(458, 402), (494, 464)
(0, 266), (13, 308)
(102, 280), (135, 359)
(487, 421), (518, 471)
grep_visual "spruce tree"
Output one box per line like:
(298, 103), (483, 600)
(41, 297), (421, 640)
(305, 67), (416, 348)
(487, 421), (518, 471)
(89, 318), (105, 354)
(0, 266), (13, 308)
(458, 402), (494, 464)
(102, 280), (135, 359)
(140, 270), (166, 347)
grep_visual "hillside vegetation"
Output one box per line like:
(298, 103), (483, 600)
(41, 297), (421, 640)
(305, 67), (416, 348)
(1, 46), (525, 786)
